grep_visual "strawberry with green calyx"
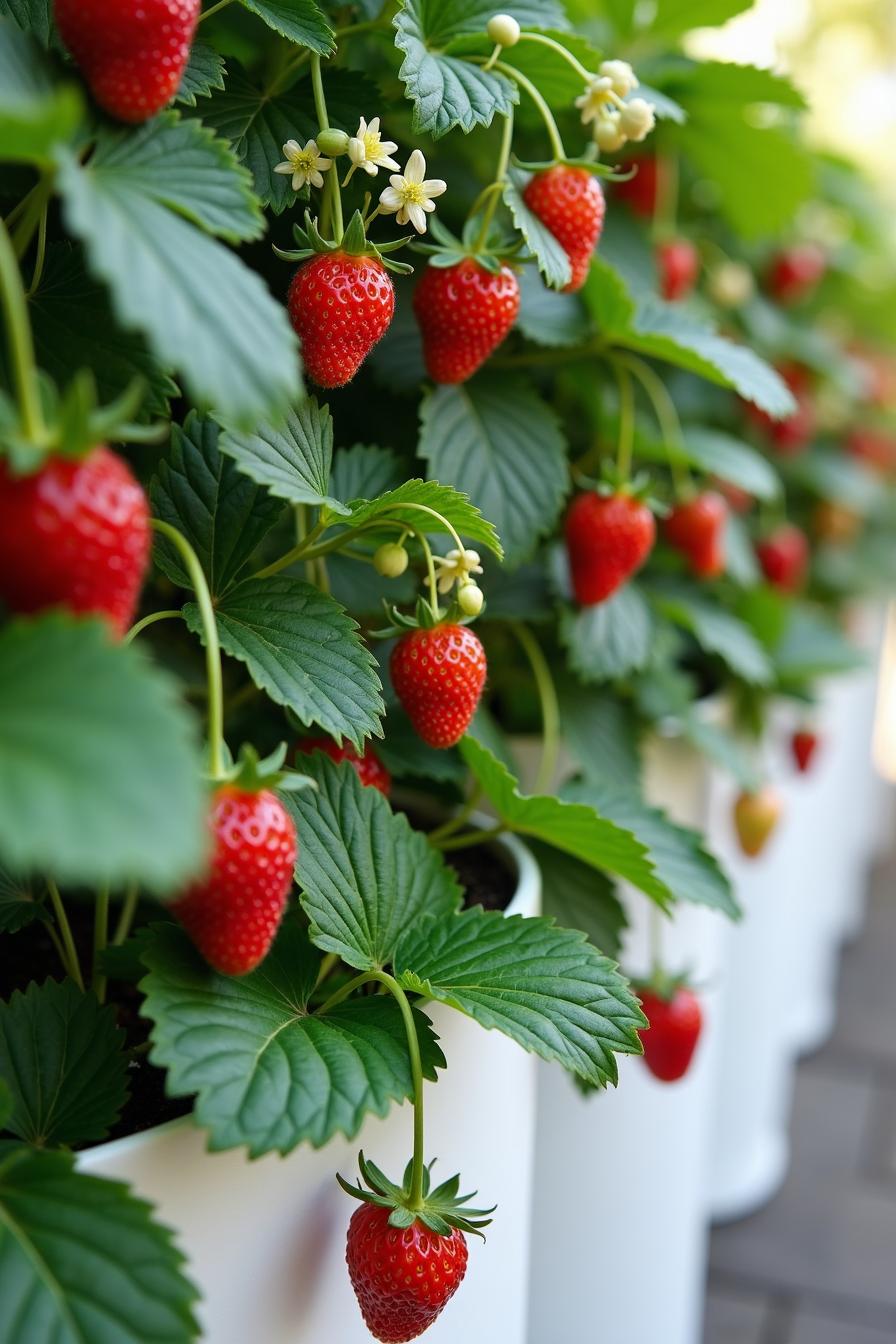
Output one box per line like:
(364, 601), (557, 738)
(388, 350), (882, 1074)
(635, 971), (704, 1083)
(565, 471), (656, 606)
(412, 216), (522, 384)
(171, 744), (314, 976)
(664, 490), (728, 579)
(276, 210), (412, 388)
(340, 1152), (493, 1343)
(522, 165), (606, 292)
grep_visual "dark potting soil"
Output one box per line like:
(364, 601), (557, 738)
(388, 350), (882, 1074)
(2, 830), (516, 1149)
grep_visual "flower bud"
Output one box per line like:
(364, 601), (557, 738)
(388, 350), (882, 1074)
(599, 59), (638, 97)
(486, 13), (521, 46)
(457, 582), (484, 617)
(594, 113), (628, 153)
(618, 97), (655, 142)
(374, 542), (409, 578)
(316, 128), (350, 157)
(708, 260), (754, 308)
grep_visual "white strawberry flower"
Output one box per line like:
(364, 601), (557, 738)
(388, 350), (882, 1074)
(594, 111), (628, 152)
(434, 548), (483, 594)
(273, 138), (332, 191)
(378, 150), (447, 234)
(575, 75), (615, 127)
(619, 97), (656, 142)
(599, 59), (639, 98)
(345, 116), (400, 181)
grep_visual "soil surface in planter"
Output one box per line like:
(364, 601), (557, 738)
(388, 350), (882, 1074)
(2, 836), (516, 1148)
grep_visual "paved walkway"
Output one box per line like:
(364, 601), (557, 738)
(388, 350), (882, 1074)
(704, 854), (896, 1343)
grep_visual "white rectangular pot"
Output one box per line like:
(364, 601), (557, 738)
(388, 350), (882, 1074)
(528, 728), (731, 1344)
(79, 832), (540, 1344)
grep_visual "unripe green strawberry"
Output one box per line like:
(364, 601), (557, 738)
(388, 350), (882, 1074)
(522, 167), (606, 292)
(288, 252), (395, 388)
(390, 624), (486, 748)
(413, 259), (519, 384)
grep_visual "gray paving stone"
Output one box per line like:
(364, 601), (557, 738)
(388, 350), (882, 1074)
(702, 1286), (769, 1343)
(825, 873), (896, 1068)
(787, 1312), (896, 1344)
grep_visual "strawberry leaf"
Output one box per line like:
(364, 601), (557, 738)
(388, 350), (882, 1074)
(175, 40), (226, 106)
(217, 397), (349, 514)
(341, 479), (503, 557)
(0, 866), (48, 934)
(559, 585), (654, 683)
(140, 917), (444, 1155)
(237, 0), (335, 53)
(528, 842), (628, 959)
(504, 168), (571, 291)
(0, 17), (80, 161)
(650, 584), (774, 685)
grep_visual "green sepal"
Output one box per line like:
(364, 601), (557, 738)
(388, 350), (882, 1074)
(337, 1152), (495, 1240)
(631, 965), (698, 1001)
(510, 153), (630, 179)
(220, 742), (317, 794)
(367, 596), (445, 640)
(340, 209), (368, 256)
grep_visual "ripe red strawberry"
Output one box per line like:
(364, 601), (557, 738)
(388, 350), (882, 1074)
(637, 986), (703, 1083)
(744, 363), (815, 454)
(767, 244), (826, 306)
(413, 259), (519, 384)
(756, 524), (809, 593)
(0, 445), (149, 637)
(346, 1202), (468, 1342)
(665, 491), (728, 578)
(390, 624), (486, 749)
(288, 252), (395, 388)
(522, 166), (605, 292)
(791, 728), (819, 774)
(733, 787), (782, 858)
(656, 238), (699, 302)
(565, 491), (655, 606)
(55, 0), (200, 124)
(297, 736), (391, 795)
(171, 785), (296, 975)
(614, 155), (664, 218)
(846, 427), (896, 474)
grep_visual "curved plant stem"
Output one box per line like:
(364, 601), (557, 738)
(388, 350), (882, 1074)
(25, 206), (47, 299)
(198, 0), (234, 22)
(408, 524), (440, 612)
(151, 520), (225, 780)
(474, 109), (514, 251)
(311, 54), (344, 242)
(509, 621), (560, 793)
(611, 356), (635, 482)
(318, 968), (428, 1208)
(435, 823), (507, 852)
(92, 885), (110, 1001)
(389, 501), (467, 556)
(516, 31), (593, 81)
(492, 60), (566, 161)
(426, 788), (483, 844)
(11, 177), (52, 262)
(252, 519), (330, 579)
(47, 881), (84, 991)
(123, 608), (183, 644)
(313, 951), (340, 990)
(618, 351), (692, 498)
(0, 216), (45, 443)
(113, 883), (140, 945)
(649, 905), (663, 978)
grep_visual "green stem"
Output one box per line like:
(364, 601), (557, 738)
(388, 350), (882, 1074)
(25, 206), (47, 299)
(510, 621), (560, 793)
(390, 502), (467, 556)
(318, 969), (427, 1208)
(311, 54), (344, 242)
(654, 153), (679, 241)
(113, 884), (140, 945)
(409, 524), (440, 613)
(314, 951), (340, 990)
(426, 789), (483, 844)
(92, 885), (110, 1001)
(492, 60), (566, 161)
(334, 17), (388, 38)
(10, 178), (51, 262)
(198, 0), (234, 21)
(612, 357), (635, 482)
(47, 881), (84, 991)
(0, 216), (45, 442)
(649, 906), (663, 978)
(475, 109), (514, 252)
(516, 31), (593, 81)
(151, 520), (225, 779)
(252, 520), (329, 580)
(435, 823), (507, 852)
(123, 608), (183, 644)
(617, 352), (692, 497)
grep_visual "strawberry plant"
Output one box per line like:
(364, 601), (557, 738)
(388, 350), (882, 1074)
(1, 0), (895, 1340)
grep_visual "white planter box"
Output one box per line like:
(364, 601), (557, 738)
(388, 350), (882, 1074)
(80, 833), (540, 1344)
(528, 729), (730, 1344)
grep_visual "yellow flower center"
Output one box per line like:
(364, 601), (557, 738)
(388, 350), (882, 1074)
(399, 181), (426, 205)
(361, 130), (382, 158)
(294, 148), (318, 171)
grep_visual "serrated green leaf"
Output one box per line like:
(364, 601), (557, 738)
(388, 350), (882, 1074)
(0, 980), (128, 1146)
(0, 616), (206, 894)
(419, 377), (568, 567)
(0, 0), (56, 47)
(55, 142), (300, 425)
(218, 397), (348, 514)
(141, 918), (444, 1155)
(330, 443), (403, 506)
(680, 426), (781, 500)
(151, 412), (283, 597)
(25, 244), (177, 418)
(185, 577), (384, 750)
(517, 268), (592, 348)
(0, 1081), (10, 1129)
(395, 906), (645, 1087)
(504, 167), (571, 290)
(563, 779), (738, 918)
(529, 841), (627, 958)
(772, 606), (865, 684)
(285, 755), (461, 969)
(345, 479), (502, 557)
(581, 255), (637, 335)
(724, 511), (761, 587)
(448, 28), (600, 110)
(175, 40), (226, 106)
(239, 0), (335, 52)
(560, 586), (654, 683)
(460, 737), (671, 907)
(556, 678), (642, 789)
(0, 865), (47, 934)
(652, 586), (774, 685)
(0, 1145), (199, 1342)
(0, 17), (81, 162)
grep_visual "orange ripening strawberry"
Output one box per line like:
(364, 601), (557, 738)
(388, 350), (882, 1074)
(733, 787), (782, 859)
(522, 166), (605, 292)
(172, 785), (297, 975)
(665, 491), (728, 578)
(413, 259), (519, 384)
(55, 0), (200, 123)
(657, 238), (699, 301)
(812, 499), (859, 545)
(637, 986), (703, 1083)
(756, 523), (809, 593)
(0, 445), (150, 637)
(390, 624), (486, 749)
(297, 736), (391, 795)
(565, 491), (655, 605)
(288, 252), (395, 388)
